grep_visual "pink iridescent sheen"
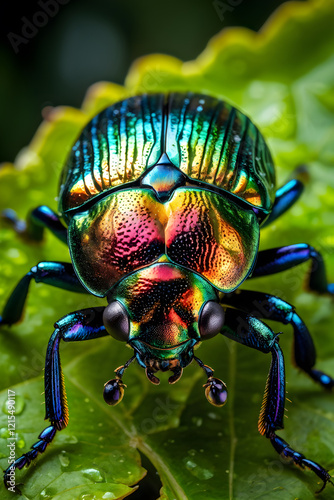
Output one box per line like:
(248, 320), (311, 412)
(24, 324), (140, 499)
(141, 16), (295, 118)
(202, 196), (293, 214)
(69, 187), (259, 296)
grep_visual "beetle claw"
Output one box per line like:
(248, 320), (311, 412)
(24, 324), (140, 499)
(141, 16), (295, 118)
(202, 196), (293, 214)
(168, 366), (183, 384)
(145, 367), (160, 385)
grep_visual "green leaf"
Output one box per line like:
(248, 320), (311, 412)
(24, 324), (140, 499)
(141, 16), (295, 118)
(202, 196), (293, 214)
(1, 0), (334, 498)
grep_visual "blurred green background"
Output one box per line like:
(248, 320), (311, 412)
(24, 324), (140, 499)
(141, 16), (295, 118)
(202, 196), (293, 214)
(0, 0), (295, 163)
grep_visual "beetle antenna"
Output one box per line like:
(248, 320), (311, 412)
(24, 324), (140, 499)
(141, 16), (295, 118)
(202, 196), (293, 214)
(194, 356), (228, 407)
(194, 355), (214, 378)
(103, 355), (135, 406)
(114, 355), (136, 379)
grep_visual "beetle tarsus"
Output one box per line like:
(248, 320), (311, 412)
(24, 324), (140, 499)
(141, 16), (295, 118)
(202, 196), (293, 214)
(270, 433), (333, 493)
(307, 368), (334, 390)
(1, 209), (27, 235)
(1, 206), (68, 243)
(3, 425), (57, 492)
(0, 316), (8, 327)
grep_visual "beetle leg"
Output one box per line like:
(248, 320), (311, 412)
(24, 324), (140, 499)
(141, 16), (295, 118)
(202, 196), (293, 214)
(223, 290), (334, 389)
(261, 179), (304, 228)
(261, 343), (333, 493)
(0, 261), (88, 326)
(250, 244), (334, 294)
(3, 307), (108, 492)
(221, 309), (333, 491)
(1, 205), (67, 243)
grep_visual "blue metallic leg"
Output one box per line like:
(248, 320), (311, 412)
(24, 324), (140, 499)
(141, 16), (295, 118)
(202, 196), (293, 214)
(3, 307), (108, 492)
(262, 344), (332, 493)
(222, 307), (279, 354)
(222, 308), (333, 492)
(262, 179), (304, 228)
(223, 290), (334, 389)
(0, 262), (88, 326)
(251, 244), (334, 294)
(2, 205), (67, 243)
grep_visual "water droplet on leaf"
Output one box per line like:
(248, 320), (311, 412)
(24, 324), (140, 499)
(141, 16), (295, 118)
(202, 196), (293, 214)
(16, 433), (25, 449)
(82, 468), (104, 482)
(2, 394), (25, 415)
(58, 453), (70, 467)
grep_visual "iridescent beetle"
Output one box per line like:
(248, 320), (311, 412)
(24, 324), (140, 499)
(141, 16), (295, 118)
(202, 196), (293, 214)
(1, 93), (334, 492)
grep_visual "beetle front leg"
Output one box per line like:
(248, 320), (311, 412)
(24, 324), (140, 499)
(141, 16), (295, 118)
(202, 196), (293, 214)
(1, 205), (67, 243)
(262, 179), (304, 228)
(223, 289), (334, 389)
(251, 244), (334, 294)
(221, 308), (333, 492)
(3, 307), (108, 492)
(0, 261), (88, 326)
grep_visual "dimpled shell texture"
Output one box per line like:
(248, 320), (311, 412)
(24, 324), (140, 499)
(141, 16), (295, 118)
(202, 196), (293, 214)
(59, 93), (275, 217)
(69, 187), (259, 297)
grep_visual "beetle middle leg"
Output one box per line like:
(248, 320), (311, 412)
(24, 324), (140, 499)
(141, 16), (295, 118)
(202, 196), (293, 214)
(223, 289), (334, 389)
(1, 205), (67, 243)
(221, 308), (333, 492)
(0, 261), (88, 327)
(251, 244), (334, 294)
(3, 306), (108, 492)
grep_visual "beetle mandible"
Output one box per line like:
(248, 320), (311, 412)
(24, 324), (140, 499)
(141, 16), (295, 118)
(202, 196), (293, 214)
(1, 93), (334, 492)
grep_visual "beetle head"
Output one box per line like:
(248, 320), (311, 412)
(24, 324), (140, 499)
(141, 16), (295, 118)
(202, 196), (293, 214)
(103, 262), (225, 384)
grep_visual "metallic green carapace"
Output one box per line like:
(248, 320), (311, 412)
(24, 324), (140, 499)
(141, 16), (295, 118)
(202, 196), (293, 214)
(59, 93), (275, 219)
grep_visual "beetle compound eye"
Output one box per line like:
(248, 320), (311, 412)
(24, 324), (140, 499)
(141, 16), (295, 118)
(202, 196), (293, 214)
(103, 301), (130, 341)
(199, 301), (225, 339)
(204, 377), (228, 407)
(103, 379), (125, 406)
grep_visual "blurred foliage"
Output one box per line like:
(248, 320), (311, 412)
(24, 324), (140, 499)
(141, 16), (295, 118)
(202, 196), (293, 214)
(0, 0), (334, 498)
(0, 0), (291, 162)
